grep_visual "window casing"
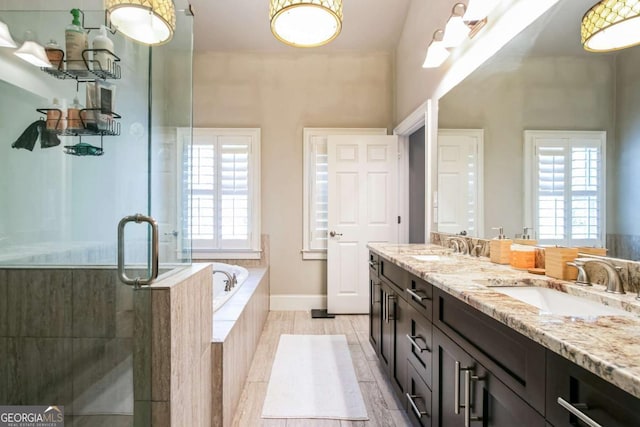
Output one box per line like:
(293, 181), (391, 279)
(302, 128), (387, 260)
(524, 130), (605, 247)
(182, 128), (261, 259)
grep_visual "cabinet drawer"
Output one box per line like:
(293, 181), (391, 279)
(380, 257), (407, 291)
(434, 288), (546, 415)
(404, 273), (433, 320)
(406, 361), (432, 427)
(546, 351), (640, 427)
(406, 303), (432, 388)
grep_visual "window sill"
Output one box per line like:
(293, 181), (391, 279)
(193, 250), (262, 260)
(301, 250), (327, 260)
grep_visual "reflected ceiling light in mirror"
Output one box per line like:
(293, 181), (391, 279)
(442, 3), (471, 48)
(464, 0), (502, 22)
(423, 30), (450, 68)
(0, 21), (17, 48)
(582, 0), (640, 52)
(105, 0), (176, 45)
(270, 0), (343, 47)
(14, 32), (51, 67)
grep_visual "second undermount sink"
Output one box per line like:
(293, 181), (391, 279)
(495, 286), (630, 317)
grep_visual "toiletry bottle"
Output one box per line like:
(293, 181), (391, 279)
(67, 97), (84, 130)
(92, 26), (114, 72)
(46, 97), (66, 131)
(65, 9), (87, 70)
(45, 39), (64, 70)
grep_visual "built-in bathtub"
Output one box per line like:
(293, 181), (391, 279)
(211, 262), (250, 312)
(210, 264), (269, 427)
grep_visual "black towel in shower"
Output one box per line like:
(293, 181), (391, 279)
(11, 120), (61, 151)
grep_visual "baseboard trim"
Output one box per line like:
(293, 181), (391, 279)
(270, 294), (327, 311)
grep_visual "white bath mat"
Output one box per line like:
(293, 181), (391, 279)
(261, 334), (368, 420)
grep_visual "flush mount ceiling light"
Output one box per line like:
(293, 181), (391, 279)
(105, 0), (176, 45)
(582, 0), (640, 52)
(269, 0), (343, 47)
(0, 20), (17, 48)
(423, 30), (450, 68)
(442, 3), (472, 48)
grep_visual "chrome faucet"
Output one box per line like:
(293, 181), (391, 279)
(448, 236), (469, 255)
(213, 270), (237, 291)
(573, 258), (625, 294)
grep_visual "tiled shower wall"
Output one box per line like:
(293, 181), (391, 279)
(0, 268), (136, 427)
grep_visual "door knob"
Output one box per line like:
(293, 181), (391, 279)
(329, 231), (343, 237)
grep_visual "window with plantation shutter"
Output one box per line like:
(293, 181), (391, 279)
(182, 128), (261, 259)
(524, 131), (605, 247)
(302, 128), (387, 259)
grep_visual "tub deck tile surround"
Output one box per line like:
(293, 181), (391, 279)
(231, 312), (412, 427)
(369, 242), (640, 399)
(0, 270), (7, 336)
(212, 267), (270, 427)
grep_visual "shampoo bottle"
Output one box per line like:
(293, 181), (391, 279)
(46, 98), (66, 131)
(65, 9), (87, 70)
(92, 26), (114, 72)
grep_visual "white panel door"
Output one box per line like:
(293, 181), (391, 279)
(437, 129), (483, 237)
(327, 135), (398, 314)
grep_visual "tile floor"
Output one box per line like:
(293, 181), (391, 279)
(230, 311), (412, 427)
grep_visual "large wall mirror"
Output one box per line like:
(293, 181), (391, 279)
(437, 0), (640, 260)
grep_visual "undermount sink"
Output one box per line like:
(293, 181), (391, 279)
(495, 286), (630, 317)
(412, 255), (443, 262)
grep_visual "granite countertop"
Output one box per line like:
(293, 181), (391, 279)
(368, 243), (640, 399)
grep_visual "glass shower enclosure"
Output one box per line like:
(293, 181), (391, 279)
(0, 2), (193, 426)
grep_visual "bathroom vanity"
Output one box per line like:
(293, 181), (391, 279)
(368, 244), (640, 427)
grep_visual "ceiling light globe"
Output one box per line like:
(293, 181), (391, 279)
(270, 0), (343, 47)
(106, 0), (176, 45)
(582, 0), (640, 52)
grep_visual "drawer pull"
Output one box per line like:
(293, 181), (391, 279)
(557, 397), (603, 427)
(455, 361), (461, 414)
(406, 288), (430, 302)
(406, 334), (430, 353)
(369, 260), (378, 268)
(387, 294), (396, 321)
(464, 369), (484, 427)
(406, 393), (429, 419)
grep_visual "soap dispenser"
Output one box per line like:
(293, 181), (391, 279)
(489, 226), (512, 265)
(514, 227), (538, 246)
(65, 8), (88, 70)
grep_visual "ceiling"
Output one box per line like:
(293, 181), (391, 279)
(189, 0), (413, 53)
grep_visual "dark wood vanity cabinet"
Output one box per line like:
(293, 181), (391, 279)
(368, 252), (640, 427)
(546, 351), (640, 427)
(433, 327), (545, 427)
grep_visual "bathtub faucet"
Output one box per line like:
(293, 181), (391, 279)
(213, 270), (237, 292)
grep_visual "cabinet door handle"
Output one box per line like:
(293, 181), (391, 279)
(406, 288), (431, 302)
(384, 293), (388, 323)
(557, 397), (603, 427)
(388, 294), (396, 321)
(406, 334), (430, 353)
(373, 282), (380, 304)
(406, 393), (429, 419)
(464, 369), (484, 427)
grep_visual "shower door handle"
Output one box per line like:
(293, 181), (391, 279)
(118, 214), (159, 287)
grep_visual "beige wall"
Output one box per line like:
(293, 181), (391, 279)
(193, 52), (394, 297)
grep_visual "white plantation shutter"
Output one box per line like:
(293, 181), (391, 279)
(525, 131), (604, 247)
(188, 129), (260, 255)
(309, 136), (329, 251)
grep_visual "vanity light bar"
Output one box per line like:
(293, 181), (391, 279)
(423, 0), (497, 69)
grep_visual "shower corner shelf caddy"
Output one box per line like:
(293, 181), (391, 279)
(37, 48), (122, 156)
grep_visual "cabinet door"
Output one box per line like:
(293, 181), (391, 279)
(369, 272), (382, 355)
(391, 294), (410, 395)
(434, 328), (545, 427)
(547, 351), (640, 427)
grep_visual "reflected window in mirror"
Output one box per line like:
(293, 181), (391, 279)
(524, 130), (605, 247)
